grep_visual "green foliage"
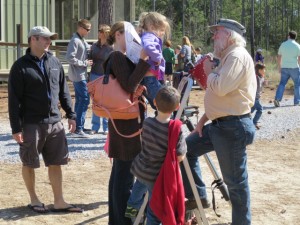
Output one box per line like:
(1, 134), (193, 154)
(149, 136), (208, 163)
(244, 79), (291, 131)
(136, 0), (300, 57)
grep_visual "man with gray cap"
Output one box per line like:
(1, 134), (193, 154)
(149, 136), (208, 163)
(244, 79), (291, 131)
(8, 26), (82, 213)
(181, 19), (256, 225)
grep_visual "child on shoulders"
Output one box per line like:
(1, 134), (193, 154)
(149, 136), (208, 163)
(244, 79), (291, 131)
(138, 12), (171, 109)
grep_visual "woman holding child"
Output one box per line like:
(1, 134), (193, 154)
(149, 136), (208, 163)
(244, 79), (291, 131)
(104, 21), (150, 225)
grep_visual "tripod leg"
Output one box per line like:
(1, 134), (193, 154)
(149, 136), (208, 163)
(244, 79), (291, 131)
(204, 154), (231, 203)
(133, 192), (148, 225)
(183, 157), (210, 225)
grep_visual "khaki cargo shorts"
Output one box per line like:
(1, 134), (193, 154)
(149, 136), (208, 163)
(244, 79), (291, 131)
(19, 122), (69, 168)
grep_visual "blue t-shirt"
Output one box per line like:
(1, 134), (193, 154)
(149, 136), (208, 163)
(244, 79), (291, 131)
(278, 39), (300, 68)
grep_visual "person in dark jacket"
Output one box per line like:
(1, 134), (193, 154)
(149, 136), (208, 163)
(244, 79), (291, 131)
(104, 21), (150, 225)
(255, 48), (264, 63)
(8, 26), (82, 213)
(89, 24), (113, 135)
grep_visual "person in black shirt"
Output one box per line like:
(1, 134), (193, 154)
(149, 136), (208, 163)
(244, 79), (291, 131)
(8, 26), (82, 213)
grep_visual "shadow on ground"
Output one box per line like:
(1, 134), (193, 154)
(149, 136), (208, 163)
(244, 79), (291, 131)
(0, 201), (108, 222)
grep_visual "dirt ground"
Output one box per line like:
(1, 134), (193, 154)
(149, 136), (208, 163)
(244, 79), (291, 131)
(0, 83), (300, 225)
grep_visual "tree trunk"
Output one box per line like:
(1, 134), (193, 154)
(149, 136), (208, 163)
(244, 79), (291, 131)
(241, 0), (245, 26)
(265, 0), (269, 50)
(250, 0), (254, 59)
(281, 0), (284, 40)
(259, 0), (262, 48)
(182, 0), (185, 35)
(98, 0), (113, 26)
(209, 0), (214, 25)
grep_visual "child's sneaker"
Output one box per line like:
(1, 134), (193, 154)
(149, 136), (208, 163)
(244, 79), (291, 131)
(125, 206), (138, 218)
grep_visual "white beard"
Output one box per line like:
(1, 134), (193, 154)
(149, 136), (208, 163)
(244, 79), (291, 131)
(213, 38), (227, 58)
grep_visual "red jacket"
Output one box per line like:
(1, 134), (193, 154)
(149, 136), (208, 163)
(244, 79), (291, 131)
(150, 119), (185, 224)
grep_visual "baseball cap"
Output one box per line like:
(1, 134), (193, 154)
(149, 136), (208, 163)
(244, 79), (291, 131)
(257, 48), (262, 52)
(209, 18), (246, 36)
(28, 26), (58, 40)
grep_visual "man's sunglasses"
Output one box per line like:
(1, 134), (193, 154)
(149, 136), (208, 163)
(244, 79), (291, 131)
(82, 26), (91, 32)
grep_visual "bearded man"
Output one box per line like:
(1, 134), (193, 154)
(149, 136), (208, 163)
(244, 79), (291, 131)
(181, 19), (257, 225)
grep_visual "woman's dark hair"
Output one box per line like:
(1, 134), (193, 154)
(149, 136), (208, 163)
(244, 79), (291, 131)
(107, 21), (125, 45)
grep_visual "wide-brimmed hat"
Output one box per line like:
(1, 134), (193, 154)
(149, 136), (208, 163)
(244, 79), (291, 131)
(209, 18), (246, 36)
(28, 26), (58, 40)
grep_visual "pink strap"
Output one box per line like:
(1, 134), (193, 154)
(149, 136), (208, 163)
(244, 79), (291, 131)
(98, 101), (146, 138)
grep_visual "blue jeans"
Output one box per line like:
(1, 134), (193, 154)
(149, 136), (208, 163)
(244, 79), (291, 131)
(141, 76), (162, 110)
(145, 185), (161, 225)
(251, 98), (263, 125)
(109, 159), (134, 225)
(182, 117), (255, 225)
(73, 80), (90, 131)
(89, 73), (108, 132)
(275, 68), (300, 105)
(127, 179), (147, 209)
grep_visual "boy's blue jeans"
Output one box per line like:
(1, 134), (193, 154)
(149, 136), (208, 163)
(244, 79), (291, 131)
(127, 179), (147, 209)
(275, 68), (300, 105)
(181, 117), (255, 225)
(251, 98), (263, 125)
(141, 76), (162, 110)
(89, 73), (108, 132)
(73, 80), (90, 131)
(145, 185), (161, 225)
(127, 180), (161, 224)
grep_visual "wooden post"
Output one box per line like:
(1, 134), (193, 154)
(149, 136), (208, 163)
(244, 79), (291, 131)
(16, 24), (23, 59)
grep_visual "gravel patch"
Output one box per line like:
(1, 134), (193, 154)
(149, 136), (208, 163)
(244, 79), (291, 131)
(0, 118), (107, 164)
(1, 98), (299, 163)
(253, 98), (300, 140)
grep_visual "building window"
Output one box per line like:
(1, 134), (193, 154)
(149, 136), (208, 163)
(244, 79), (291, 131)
(55, 0), (79, 40)
(55, 0), (97, 40)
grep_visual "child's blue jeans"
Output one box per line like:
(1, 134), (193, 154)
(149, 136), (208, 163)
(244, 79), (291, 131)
(145, 185), (161, 225)
(127, 179), (147, 209)
(251, 98), (263, 125)
(128, 179), (161, 224)
(141, 76), (162, 110)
